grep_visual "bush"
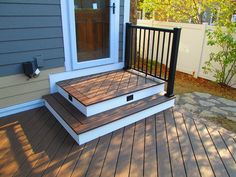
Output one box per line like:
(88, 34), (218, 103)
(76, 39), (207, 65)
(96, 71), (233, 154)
(203, 27), (236, 86)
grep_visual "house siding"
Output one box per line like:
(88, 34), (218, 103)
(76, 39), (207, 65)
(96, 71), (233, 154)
(119, 0), (125, 62)
(0, 0), (64, 108)
(0, 0), (64, 76)
(0, 67), (64, 108)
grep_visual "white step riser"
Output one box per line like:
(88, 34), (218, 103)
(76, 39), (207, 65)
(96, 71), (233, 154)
(57, 84), (165, 117)
(45, 98), (175, 145)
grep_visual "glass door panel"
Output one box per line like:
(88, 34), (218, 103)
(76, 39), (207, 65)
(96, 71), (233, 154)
(74, 0), (110, 62)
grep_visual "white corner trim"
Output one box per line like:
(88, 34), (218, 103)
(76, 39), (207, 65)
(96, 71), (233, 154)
(49, 62), (124, 93)
(0, 99), (45, 118)
(60, 0), (72, 71)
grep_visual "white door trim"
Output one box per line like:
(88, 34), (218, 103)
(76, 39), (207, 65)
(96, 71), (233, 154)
(60, 0), (120, 71)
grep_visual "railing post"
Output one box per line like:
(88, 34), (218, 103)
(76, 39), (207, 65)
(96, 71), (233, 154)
(124, 23), (132, 69)
(165, 27), (181, 97)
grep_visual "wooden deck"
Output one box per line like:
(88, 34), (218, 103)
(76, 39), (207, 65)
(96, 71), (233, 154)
(1, 107), (236, 177)
(57, 70), (160, 106)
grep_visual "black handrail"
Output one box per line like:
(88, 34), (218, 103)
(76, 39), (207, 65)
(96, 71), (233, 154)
(125, 23), (181, 97)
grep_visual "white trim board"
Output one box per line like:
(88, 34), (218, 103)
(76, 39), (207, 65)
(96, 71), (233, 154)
(60, 0), (120, 71)
(0, 99), (44, 118)
(45, 98), (175, 145)
(49, 62), (124, 93)
(57, 83), (165, 116)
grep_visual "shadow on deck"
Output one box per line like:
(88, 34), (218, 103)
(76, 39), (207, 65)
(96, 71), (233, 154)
(0, 107), (236, 177)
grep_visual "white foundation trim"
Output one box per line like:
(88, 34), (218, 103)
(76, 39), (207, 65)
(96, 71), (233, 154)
(49, 62), (124, 93)
(0, 99), (44, 118)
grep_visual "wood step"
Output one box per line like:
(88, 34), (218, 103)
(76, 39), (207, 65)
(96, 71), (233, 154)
(56, 70), (165, 116)
(43, 93), (175, 145)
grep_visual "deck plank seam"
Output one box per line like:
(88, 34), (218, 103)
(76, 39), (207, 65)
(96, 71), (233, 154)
(0, 107), (51, 175)
(128, 122), (137, 177)
(205, 125), (230, 177)
(143, 118), (147, 177)
(12, 116), (58, 177)
(181, 113), (202, 176)
(84, 137), (101, 177)
(98, 132), (113, 177)
(191, 118), (216, 177)
(219, 132), (236, 164)
(40, 132), (70, 177)
(70, 143), (88, 177)
(27, 126), (65, 177)
(154, 115), (159, 177)
(55, 141), (76, 177)
(171, 109), (188, 177)
(163, 111), (174, 177)
(114, 127), (125, 177)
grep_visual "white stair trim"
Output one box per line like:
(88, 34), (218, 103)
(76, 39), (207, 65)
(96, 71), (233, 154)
(44, 98), (175, 145)
(57, 83), (165, 116)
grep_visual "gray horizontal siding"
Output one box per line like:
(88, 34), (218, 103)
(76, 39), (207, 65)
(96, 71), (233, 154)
(0, 58), (64, 76)
(0, 27), (63, 41)
(0, 17), (62, 29)
(0, 0), (64, 76)
(0, 4), (61, 16)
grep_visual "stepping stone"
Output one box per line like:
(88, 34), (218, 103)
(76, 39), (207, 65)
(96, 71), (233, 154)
(208, 99), (221, 104)
(220, 107), (236, 113)
(217, 98), (236, 106)
(199, 110), (217, 118)
(210, 107), (228, 116)
(227, 117), (236, 122)
(183, 103), (198, 112)
(181, 96), (197, 104)
(194, 92), (211, 98)
(199, 100), (215, 107)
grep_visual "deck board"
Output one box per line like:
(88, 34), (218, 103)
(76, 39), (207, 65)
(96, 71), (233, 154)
(1, 107), (236, 177)
(173, 111), (200, 177)
(164, 110), (186, 177)
(194, 120), (229, 176)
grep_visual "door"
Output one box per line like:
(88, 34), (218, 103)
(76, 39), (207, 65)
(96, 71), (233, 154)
(72, 0), (118, 69)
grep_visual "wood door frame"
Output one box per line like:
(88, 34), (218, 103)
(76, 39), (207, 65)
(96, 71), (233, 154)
(61, 0), (120, 71)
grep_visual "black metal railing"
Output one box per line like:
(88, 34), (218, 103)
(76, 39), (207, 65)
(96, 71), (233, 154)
(125, 23), (181, 97)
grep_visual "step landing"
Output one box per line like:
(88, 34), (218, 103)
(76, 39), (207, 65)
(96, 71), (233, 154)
(56, 70), (165, 116)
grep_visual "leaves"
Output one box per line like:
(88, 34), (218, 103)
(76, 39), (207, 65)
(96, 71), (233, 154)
(140, 0), (236, 24)
(203, 26), (236, 86)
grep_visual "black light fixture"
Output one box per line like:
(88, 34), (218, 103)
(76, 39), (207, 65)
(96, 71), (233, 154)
(22, 60), (40, 79)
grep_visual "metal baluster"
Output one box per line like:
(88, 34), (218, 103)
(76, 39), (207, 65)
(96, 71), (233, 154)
(150, 30), (155, 76)
(142, 29), (146, 72)
(159, 32), (166, 78)
(164, 32), (172, 80)
(146, 29), (151, 75)
(155, 31), (160, 77)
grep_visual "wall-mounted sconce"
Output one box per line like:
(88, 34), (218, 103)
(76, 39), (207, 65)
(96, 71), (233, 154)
(22, 60), (40, 79)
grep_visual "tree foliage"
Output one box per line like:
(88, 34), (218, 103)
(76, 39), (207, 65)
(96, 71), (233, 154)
(140, 0), (235, 24)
